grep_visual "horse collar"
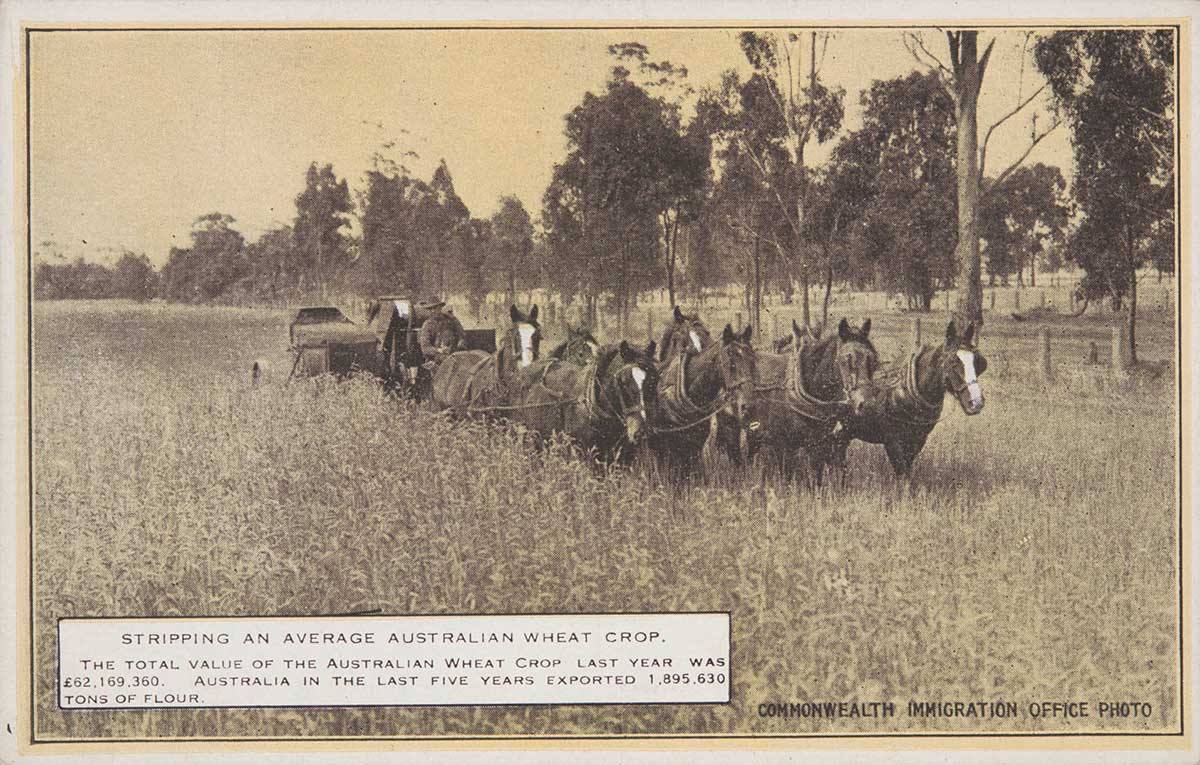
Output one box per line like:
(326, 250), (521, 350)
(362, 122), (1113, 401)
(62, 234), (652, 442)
(786, 337), (841, 421)
(900, 349), (944, 421)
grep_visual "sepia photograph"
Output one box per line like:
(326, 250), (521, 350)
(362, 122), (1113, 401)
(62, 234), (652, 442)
(7, 4), (1194, 759)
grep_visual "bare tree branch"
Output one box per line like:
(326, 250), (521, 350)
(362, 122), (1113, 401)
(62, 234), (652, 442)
(735, 134), (802, 239)
(979, 83), (1048, 177)
(814, 31), (832, 79)
(982, 117), (1064, 199)
(725, 214), (788, 257)
(947, 30), (961, 72)
(977, 37), (996, 82)
(904, 31), (956, 102)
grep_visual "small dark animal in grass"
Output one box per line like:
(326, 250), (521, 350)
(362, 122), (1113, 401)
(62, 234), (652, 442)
(848, 320), (987, 477)
(648, 323), (756, 477)
(431, 305), (541, 417)
(731, 318), (878, 485)
(658, 305), (712, 361)
(504, 340), (659, 464)
(549, 325), (601, 366)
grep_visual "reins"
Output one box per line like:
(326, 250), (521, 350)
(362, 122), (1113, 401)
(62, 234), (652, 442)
(652, 348), (752, 435)
(754, 336), (847, 423)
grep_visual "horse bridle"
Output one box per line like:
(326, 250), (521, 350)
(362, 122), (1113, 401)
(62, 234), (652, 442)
(941, 346), (980, 397)
(598, 362), (653, 422)
(835, 340), (876, 402)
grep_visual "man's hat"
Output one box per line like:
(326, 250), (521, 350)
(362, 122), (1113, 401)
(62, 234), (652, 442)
(416, 297), (446, 310)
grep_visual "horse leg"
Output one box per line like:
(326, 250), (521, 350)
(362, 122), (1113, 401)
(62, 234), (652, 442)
(884, 439), (915, 478)
(831, 437), (851, 490)
(807, 448), (827, 489)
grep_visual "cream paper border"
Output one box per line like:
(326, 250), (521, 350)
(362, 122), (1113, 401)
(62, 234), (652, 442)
(2, 2), (1196, 762)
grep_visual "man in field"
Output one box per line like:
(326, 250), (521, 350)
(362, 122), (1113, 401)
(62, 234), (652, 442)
(417, 297), (466, 368)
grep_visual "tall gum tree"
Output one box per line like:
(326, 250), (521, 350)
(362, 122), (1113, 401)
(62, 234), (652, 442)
(1035, 29), (1175, 364)
(704, 31), (845, 328)
(906, 30), (1062, 328)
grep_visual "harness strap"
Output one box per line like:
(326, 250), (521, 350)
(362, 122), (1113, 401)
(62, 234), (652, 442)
(883, 349), (944, 426)
(784, 336), (842, 422)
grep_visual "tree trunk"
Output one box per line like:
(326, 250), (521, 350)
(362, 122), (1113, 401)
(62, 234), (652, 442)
(665, 213), (679, 308)
(799, 267), (811, 328)
(1029, 237), (1037, 288)
(752, 237), (762, 337)
(821, 260), (833, 329)
(1127, 241), (1138, 364)
(951, 31), (990, 329)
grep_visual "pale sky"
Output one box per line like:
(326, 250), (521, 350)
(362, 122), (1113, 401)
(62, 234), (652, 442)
(29, 27), (1075, 266)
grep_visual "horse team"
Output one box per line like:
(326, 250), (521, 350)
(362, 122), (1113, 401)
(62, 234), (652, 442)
(428, 304), (988, 482)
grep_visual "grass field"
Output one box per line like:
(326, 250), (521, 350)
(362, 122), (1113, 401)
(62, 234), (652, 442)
(31, 299), (1179, 739)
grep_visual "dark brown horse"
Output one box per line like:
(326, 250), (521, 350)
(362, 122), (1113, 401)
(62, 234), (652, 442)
(648, 324), (756, 476)
(658, 305), (712, 361)
(430, 305), (541, 416)
(548, 325), (600, 366)
(848, 320), (987, 477)
(502, 340), (659, 463)
(738, 318), (878, 485)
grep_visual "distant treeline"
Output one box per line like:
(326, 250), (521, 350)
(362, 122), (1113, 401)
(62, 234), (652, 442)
(35, 29), (1175, 361)
(34, 251), (159, 301)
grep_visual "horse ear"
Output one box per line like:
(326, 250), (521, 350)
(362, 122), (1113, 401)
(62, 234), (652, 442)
(740, 324), (753, 343)
(673, 305), (685, 323)
(510, 305), (524, 324)
(644, 340), (656, 359)
(619, 340), (637, 362)
(528, 305), (539, 324)
(722, 324), (735, 344)
(964, 322), (976, 344)
(945, 320), (957, 344)
(838, 318), (852, 341)
(791, 319), (803, 340)
(860, 318), (871, 337)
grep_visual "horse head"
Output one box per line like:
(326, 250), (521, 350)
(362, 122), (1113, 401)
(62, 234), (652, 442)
(717, 323), (757, 432)
(794, 318), (877, 417)
(659, 305), (712, 362)
(941, 320), (987, 415)
(550, 324), (600, 366)
(502, 304), (542, 372)
(604, 340), (659, 444)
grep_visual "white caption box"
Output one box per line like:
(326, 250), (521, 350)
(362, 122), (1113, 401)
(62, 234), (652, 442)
(59, 613), (730, 708)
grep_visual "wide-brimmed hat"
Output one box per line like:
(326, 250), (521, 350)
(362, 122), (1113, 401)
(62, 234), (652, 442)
(416, 297), (446, 310)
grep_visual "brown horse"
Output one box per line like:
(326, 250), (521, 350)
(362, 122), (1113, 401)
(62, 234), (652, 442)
(648, 324), (756, 477)
(658, 305), (712, 361)
(430, 305), (541, 416)
(738, 318), (878, 485)
(548, 325), (600, 366)
(502, 340), (659, 463)
(848, 320), (986, 477)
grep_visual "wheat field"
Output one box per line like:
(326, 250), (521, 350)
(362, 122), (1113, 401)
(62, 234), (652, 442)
(31, 299), (1179, 739)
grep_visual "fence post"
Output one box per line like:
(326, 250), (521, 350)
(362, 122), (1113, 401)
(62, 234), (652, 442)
(989, 290), (996, 311)
(1112, 324), (1128, 377)
(1014, 290), (1021, 312)
(1039, 291), (1046, 309)
(1041, 328), (1054, 383)
(944, 290), (951, 311)
(646, 309), (654, 343)
(910, 317), (922, 351)
(771, 313), (781, 346)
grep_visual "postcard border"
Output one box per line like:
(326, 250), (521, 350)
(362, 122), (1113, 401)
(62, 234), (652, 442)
(16, 17), (1192, 753)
